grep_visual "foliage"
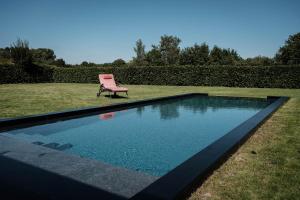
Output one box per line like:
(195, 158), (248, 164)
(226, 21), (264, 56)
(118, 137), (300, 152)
(0, 47), (11, 63)
(159, 35), (181, 65)
(9, 39), (33, 67)
(31, 48), (56, 64)
(3, 33), (300, 69)
(112, 58), (126, 66)
(0, 64), (53, 83)
(275, 32), (300, 64)
(143, 35), (182, 66)
(1, 42), (66, 67)
(100, 62), (114, 67)
(133, 39), (147, 65)
(51, 58), (66, 67)
(244, 56), (274, 66)
(80, 61), (96, 67)
(180, 43), (209, 65)
(0, 48), (12, 64)
(81, 61), (89, 66)
(209, 46), (241, 65)
(145, 45), (163, 66)
(52, 65), (300, 88)
(142, 36), (241, 66)
(1, 64), (299, 88)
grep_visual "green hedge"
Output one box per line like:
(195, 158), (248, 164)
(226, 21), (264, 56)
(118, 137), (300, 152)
(0, 64), (53, 83)
(1, 64), (300, 88)
(52, 65), (300, 88)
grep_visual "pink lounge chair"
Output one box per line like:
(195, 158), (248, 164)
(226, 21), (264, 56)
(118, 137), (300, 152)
(97, 74), (128, 97)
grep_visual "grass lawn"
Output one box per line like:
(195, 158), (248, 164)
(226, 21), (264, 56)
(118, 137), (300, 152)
(0, 83), (299, 199)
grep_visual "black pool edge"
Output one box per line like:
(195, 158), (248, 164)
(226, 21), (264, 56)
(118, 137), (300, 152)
(130, 95), (289, 200)
(0, 93), (289, 200)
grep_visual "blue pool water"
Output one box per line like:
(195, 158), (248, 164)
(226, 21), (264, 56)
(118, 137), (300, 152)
(2, 96), (270, 176)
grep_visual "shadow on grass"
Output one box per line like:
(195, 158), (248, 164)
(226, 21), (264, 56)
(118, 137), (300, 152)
(103, 94), (128, 99)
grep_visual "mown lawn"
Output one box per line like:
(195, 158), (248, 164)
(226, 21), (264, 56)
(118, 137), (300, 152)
(0, 83), (299, 199)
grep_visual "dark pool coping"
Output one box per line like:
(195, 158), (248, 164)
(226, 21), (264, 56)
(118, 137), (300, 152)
(0, 93), (289, 199)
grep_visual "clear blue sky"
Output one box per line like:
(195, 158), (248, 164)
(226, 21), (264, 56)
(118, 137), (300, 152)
(0, 0), (299, 64)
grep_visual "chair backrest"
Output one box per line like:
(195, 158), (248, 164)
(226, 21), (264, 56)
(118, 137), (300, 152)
(99, 74), (117, 88)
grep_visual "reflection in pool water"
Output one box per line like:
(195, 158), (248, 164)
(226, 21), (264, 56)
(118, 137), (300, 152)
(99, 112), (115, 120)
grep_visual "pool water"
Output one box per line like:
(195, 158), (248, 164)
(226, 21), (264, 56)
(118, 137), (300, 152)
(2, 96), (270, 176)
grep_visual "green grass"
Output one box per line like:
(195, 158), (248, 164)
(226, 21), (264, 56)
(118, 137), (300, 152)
(0, 83), (299, 199)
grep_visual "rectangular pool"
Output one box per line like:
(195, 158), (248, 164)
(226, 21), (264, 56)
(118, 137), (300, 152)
(0, 94), (288, 199)
(1, 96), (270, 176)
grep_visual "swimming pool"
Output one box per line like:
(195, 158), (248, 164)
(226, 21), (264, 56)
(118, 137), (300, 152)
(0, 93), (288, 199)
(1, 96), (269, 176)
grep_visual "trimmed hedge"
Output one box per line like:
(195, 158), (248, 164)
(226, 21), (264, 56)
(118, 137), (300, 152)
(52, 65), (300, 88)
(1, 64), (300, 88)
(0, 64), (53, 83)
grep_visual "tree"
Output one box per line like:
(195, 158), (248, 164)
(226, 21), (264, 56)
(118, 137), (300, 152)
(180, 43), (209, 65)
(275, 32), (300, 64)
(112, 58), (126, 66)
(31, 48), (56, 64)
(244, 56), (274, 66)
(145, 45), (163, 66)
(81, 61), (89, 66)
(52, 58), (66, 67)
(209, 46), (223, 65)
(80, 61), (96, 67)
(221, 49), (240, 65)
(209, 46), (241, 65)
(10, 38), (32, 66)
(159, 35), (181, 65)
(133, 39), (147, 65)
(0, 47), (11, 64)
(0, 47), (11, 59)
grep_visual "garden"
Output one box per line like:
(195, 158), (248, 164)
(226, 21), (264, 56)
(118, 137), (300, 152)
(0, 33), (299, 199)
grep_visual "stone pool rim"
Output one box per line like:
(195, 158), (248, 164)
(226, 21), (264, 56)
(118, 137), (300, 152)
(0, 93), (289, 200)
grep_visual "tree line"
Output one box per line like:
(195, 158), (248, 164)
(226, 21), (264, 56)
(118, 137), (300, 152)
(131, 33), (300, 66)
(0, 33), (299, 68)
(0, 39), (66, 67)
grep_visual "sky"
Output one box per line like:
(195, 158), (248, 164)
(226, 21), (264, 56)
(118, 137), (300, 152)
(0, 0), (299, 64)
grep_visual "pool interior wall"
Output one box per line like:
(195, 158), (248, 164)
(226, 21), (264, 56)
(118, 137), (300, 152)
(0, 93), (289, 200)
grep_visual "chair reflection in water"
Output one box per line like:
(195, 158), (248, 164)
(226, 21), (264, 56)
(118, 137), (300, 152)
(99, 112), (115, 120)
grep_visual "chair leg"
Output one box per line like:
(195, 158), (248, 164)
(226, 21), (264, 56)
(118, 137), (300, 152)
(97, 86), (102, 97)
